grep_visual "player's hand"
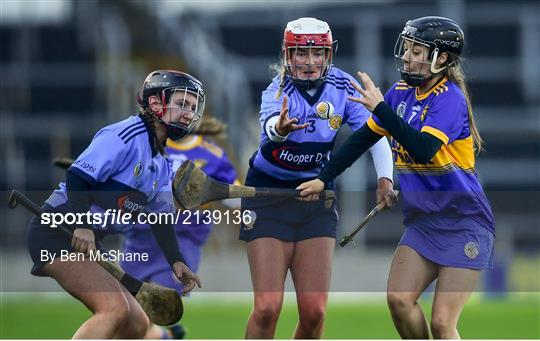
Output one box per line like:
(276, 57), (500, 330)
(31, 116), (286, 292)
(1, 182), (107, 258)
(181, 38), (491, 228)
(376, 177), (398, 208)
(172, 262), (201, 295)
(296, 179), (325, 201)
(348, 72), (385, 112)
(71, 228), (96, 255)
(275, 96), (309, 136)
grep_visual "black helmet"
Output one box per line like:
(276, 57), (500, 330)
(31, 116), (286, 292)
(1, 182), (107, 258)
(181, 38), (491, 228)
(138, 70), (205, 141)
(394, 16), (464, 87)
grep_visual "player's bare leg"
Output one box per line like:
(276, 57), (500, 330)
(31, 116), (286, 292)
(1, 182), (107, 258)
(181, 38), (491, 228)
(290, 237), (334, 339)
(430, 267), (480, 339)
(144, 324), (164, 339)
(387, 245), (438, 339)
(245, 237), (294, 339)
(43, 257), (149, 339)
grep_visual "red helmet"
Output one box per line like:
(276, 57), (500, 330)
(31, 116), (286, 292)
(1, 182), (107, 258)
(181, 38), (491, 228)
(283, 17), (333, 48)
(282, 18), (336, 90)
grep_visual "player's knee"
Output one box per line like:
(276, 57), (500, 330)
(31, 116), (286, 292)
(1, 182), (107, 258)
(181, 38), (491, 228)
(298, 304), (326, 329)
(101, 299), (131, 332)
(386, 292), (414, 317)
(253, 301), (281, 326)
(127, 309), (150, 338)
(430, 313), (456, 339)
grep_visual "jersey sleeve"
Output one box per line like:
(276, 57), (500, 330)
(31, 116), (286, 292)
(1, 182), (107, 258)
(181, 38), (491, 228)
(366, 114), (390, 137)
(212, 151), (240, 185)
(69, 129), (130, 185)
(364, 84), (397, 137)
(345, 85), (373, 132)
(421, 90), (467, 145)
(259, 78), (283, 131)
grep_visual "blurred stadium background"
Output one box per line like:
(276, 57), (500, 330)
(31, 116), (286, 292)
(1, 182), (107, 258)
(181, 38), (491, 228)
(1, 0), (539, 338)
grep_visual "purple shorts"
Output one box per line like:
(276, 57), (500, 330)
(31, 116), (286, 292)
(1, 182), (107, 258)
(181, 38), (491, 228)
(399, 223), (494, 270)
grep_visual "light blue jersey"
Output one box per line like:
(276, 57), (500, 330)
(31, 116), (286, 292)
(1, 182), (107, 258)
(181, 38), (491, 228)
(46, 115), (175, 226)
(251, 67), (371, 180)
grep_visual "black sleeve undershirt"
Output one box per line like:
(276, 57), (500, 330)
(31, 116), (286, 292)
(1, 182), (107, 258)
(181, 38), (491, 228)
(318, 124), (382, 184)
(66, 170), (93, 218)
(372, 101), (443, 164)
(151, 223), (186, 267)
(318, 101), (444, 184)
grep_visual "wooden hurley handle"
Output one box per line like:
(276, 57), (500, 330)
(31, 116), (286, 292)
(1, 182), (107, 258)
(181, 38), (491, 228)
(339, 200), (385, 246)
(228, 186), (335, 201)
(7, 190), (137, 289)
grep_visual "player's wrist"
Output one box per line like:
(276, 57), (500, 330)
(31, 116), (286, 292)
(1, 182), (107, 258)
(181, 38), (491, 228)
(377, 177), (393, 186)
(274, 124), (288, 137)
(265, 116), (290, 142)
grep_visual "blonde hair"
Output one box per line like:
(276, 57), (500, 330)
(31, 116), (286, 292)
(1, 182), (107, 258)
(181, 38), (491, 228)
(194, 116), (228, 138)
(271, 63), (287, 100)
(445, 60), (484, 153)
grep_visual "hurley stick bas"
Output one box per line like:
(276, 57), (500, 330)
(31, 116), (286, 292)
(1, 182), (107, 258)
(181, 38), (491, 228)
(339, 190), (399, 247)
(8, 190), (183, 326)
(172, 160), (336, 210)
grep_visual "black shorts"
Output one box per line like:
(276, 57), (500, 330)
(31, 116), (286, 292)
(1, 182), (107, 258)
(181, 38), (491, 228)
(26, 203), (105, 277)
(239, 168), (338, 242)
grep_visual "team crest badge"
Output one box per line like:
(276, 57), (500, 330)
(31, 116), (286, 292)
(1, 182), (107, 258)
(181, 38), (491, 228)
(243, 210), (257, 231)
(397, 101), (407, 118)
(464, 241), (480, 259)
(133, 162), (143, 177)
(328, 114), (342, 131)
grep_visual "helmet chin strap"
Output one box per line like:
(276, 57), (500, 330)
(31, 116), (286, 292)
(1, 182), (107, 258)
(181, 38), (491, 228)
(430, 48), (448, 74)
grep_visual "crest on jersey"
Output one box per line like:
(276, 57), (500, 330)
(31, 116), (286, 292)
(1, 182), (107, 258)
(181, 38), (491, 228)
(194, 159), (208, 169)
(397, 101), (407, 118)
(152, 179), (158, 190)
(134, 162), (143, 177)
(464, 241), (480, 259)
(328, 114), (342, 131)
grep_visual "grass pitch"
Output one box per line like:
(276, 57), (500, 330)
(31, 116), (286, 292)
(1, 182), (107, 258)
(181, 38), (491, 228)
(1, 293), (539, 339)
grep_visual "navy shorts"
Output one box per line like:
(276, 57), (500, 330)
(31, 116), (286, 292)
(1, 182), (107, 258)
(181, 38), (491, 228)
(26, 203), (105, 277)
(239, 168), (338, 242)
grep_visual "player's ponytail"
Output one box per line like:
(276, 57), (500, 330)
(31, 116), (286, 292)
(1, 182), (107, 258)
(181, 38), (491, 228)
(194, 116), (227, 137)
(270, 63), (287, 100)
(139, 107), (166, 156)
(446, 59), (484, 153)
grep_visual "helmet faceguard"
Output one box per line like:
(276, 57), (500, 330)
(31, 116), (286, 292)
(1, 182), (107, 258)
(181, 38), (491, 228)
(138, 70), (205, 141)
(394, 16), (464, 87)
(159, 87), (205, 141)
(282, 17), (337, 90)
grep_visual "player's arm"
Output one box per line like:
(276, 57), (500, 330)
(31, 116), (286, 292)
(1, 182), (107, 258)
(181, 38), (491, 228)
(297, 124), (381, 196)
(350, 72), (443, 164)
(367, 137), (396, 206)
(346, 86), (395, 205)
(65, 170), (96, 254)
(320, 123), (382, 183)
(372, 102), (443, 163)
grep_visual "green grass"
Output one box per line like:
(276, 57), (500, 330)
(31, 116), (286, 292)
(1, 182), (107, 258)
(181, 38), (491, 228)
(1, 294), (539, 339)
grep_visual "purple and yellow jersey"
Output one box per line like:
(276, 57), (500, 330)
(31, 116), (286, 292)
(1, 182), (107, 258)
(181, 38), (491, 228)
(251, 67), (371, 180)
(367, 78), (494, 233)
(125, 134), (239, 244)
(45, 115), (176, 230)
